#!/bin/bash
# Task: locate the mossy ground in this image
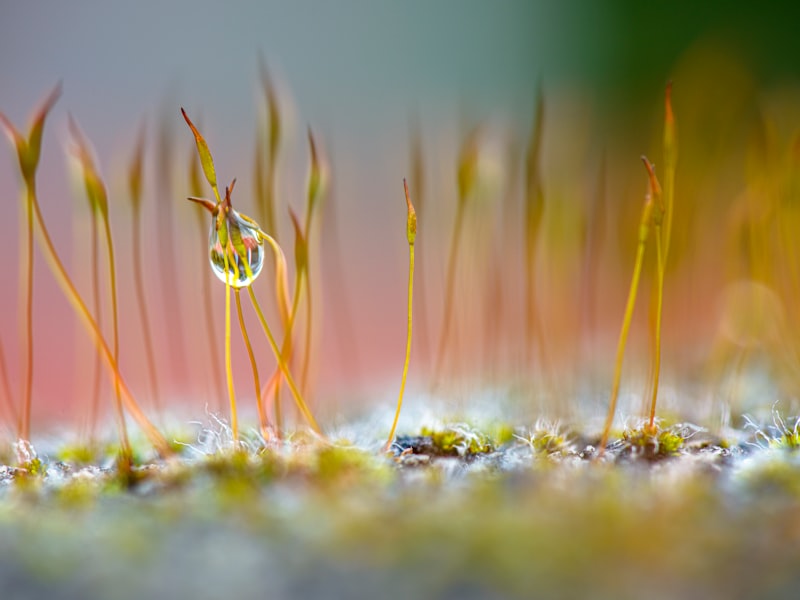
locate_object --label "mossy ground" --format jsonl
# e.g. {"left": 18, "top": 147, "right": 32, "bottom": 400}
{"left": 1, "top": 411, "right": 800, "bottom": 600}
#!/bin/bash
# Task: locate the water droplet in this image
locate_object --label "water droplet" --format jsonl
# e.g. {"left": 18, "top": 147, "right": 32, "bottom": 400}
{"left": 208, "top": 210, "right": 264, "bottom": 288}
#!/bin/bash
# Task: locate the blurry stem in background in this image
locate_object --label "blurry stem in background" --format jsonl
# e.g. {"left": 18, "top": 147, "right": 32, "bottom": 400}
{"left": 409, "top": 121, "right": 430, "bottom": 368}
{"left": 643, "top": 158, "right": 666, "bottom": 433}
{"left": 19, "top": 185, "right": 34, "bottom": 442}
{"left": 101, "top": 209, "right": 131, "bottom": 460}
{"left": 0, "top": 340, "right": 16, "bottom": 428}
{"left": 646, "top": 83, "right": 676, "bottom": 431}
{"left": 385, "top": 179, "right": 416, "bottom": 451}
{"left": 299, "top": 128, "right": 322, "bottom": 395}
{"left": 128, "top": 126, "right": 161, "bottom": 417}
{"left": 0, "top": 86, "right": 169, "bottom": 456}
{"left": 268, "top": 210, "right": 307, "bottom": 434}
{"left": 69, "top": 114, "right": 131, "bottom": 460}
{"left": 579, "top": 154, "right": 607, "bottom": 366}
{"left": 598, "top": 176, "right": 655, "bottom": 455}
{"left": 189, "top": 151, "right": 225, "bottom": 411}
{"left": 433, "top": 127, "right": 479, "bottom": 386}
{"left": 86, "top": 206, "right": 103, "bottom": 442}
{"left": 524, "top": 90, "right": 546, "bottom": 371}
{"left": 254, "top": 59, "right": 281, "bottom": 238}
{"left": 662, "top": 82, "right": 677, "bottom": 265}
{"left": 156, "top": 116, "right": 188, "bottom": 384}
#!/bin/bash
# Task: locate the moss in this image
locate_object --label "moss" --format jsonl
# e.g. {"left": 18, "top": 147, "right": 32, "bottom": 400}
{"left": 419, "top": 425, "right": 494, "bottom": 457}
{"left": 620, "top": 425, "right": 684, "bottom": 459}
{"left": 314, "top": 445, "right": 389, "bottom": 487}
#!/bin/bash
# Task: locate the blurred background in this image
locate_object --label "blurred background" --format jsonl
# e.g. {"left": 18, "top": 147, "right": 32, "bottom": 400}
{"left": 2, "top": 1, "right": 800, "bottom": 436}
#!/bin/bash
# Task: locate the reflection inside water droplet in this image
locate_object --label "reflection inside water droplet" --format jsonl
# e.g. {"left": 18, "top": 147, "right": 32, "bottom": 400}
{"left": 208, "top": 212, "right": 264, "bottom": 288}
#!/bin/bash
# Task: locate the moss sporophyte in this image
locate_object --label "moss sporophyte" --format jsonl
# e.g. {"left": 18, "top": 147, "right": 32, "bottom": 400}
{"left": 182, "top": 108, "right": 321, "bottom": 443}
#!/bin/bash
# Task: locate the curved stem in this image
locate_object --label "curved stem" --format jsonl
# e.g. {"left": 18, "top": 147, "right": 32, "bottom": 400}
{"left": 272, "top": 268, "right": 304, "bottom": 434}
{"left": 30, "top": 190, "right": 169, "bottom": 455}
{"left": 598, "top": 206, "right": 652, "bottom": 455}
{"left": 247, "top": 285, "right": 321, "bottom": 435}
{"left": 235, "top": 288, "right": 267, "bottom": 437}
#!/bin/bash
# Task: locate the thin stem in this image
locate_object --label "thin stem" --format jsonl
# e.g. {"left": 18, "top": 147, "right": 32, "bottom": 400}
{"left": 30, "top": 188, "right": 169, "bottom": 455}
{"left": 433, "top": 201, "right": 466, "bottom": 385}
{"left": 386, "top": 238, "right": 414, "bottom": 449}
{"left": 222, "top": 248, "right": 238, "bottom": 443}
{"left": 132, "top": 206, "right": 161, "bottom": 414}
{"left": 247, "top": 285, "right": 321, "bottom": 434}
{"left": 648, "top": 226, "right": 665, "bottom": 431}
{"left": 598, "top": 202, "right": 653, "bottom": 455}
{"left": 87, "top": 211, "right": 103, "bottom": 442}
{"left": 19, "top": 184, "right": 35, "bottom": 442}
{"left": 235, "top": 288, "right": 267, "bottom": 436}
{"left": 0, "top": 340, "right": 16, "bottom": 428}
{"left": 300, "top": 273, "right": 313, "bottom": 392}
{"left": 271, "top": 268, "right": 304, "bottom": 433}
{"left": 101, "top": 215, "right": 131, "bottom": 457}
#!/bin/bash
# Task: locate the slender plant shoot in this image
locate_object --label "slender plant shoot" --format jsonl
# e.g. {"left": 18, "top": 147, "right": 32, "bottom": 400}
{"left": 69, "top": 115, "right": 132, "bottom": 462}
{"left": 385, "top": 179, "right": 417, "bottom": 450}
{"left": 0, "top": 86, "right": 169, "bottom": 456}
{"left": 598, "top": 168, "right": 656, "bottom": 455}
{"left": 182, "top": 109, "right": 320, "bottom": 438}
{"left": 128, "top": 124, "right": 162, "bottom": 415}
{"left": 188, "top": 149, "right": 225, "bottom": 410}
{"left": 433, "top": 127, "right": 479, "bottom": 385}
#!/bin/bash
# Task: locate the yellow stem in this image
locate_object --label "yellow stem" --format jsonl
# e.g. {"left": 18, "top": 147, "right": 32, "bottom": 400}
{"left": 300, "top": 271, "right": 313, "bottom": 393}
{"left": 87, "top": 211, "right": 103, "bottom": 442}
{"left": 272, "top": 268, "right": 305, "bottom": 433}
{"left": 235, "top": 288, "right": 267, "bottom": 435}
{"left": 102, "top": 215, "right": 131, "bottom": 457}
{"left": 648, "top": 225, "right": 665, "bottom": 431}
{"left": 386, "top": 241, "right": 414, "bottom": 449}
{"left": 221, "top": 246, "right": 238, "bottom": 443}
{"left": 30, "top": 185, "right": 169, "bottom": 455}
{"left": 598, "top": 203, "right": 652, "bottom": 454}
{"left": 19, "top": 183, "right": 35, "bottom": 442}
{"left": 247, "top": 285, "right": 321, "bottom": 434}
